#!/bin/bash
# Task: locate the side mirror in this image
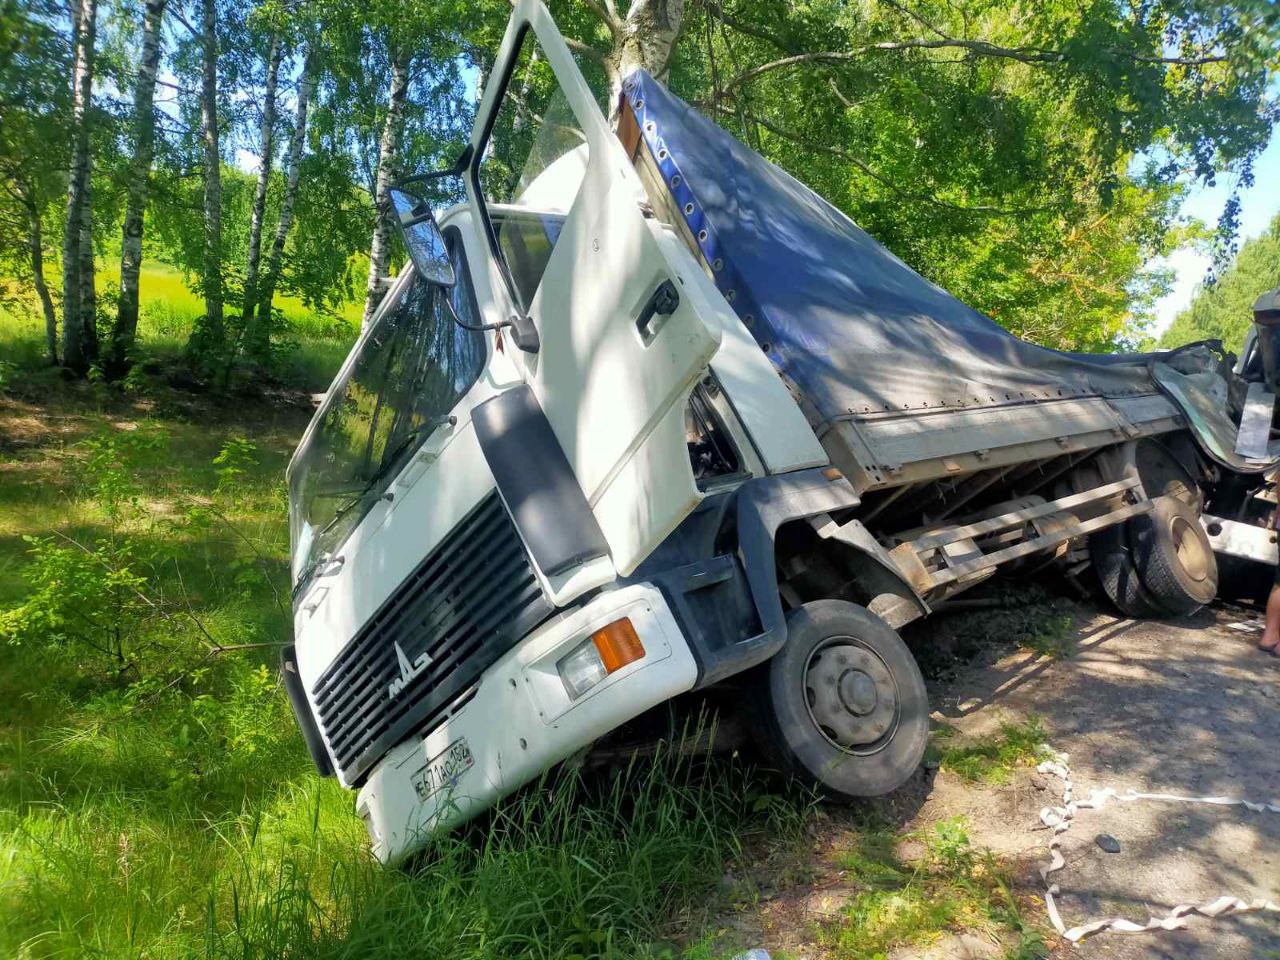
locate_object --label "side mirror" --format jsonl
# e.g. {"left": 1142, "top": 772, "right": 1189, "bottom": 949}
{"left": 388, "top": 189, "right": 455, "bottom": 288}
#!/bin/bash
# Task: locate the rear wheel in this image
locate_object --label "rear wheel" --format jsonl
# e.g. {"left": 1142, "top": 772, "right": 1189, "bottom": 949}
{"left": 1089, "top": 520, "right": 1165, "bottom": 617}
{"left": 754, "top": 600, "right": 928, "bottom": 798}
{"left": 1130, "top": 494, "right": 1217, "bottom": 615}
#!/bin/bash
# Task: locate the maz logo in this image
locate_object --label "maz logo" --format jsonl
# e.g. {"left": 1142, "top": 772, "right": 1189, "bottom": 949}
{"left": 388, "top": 642, "right": 433, "bottom": 700}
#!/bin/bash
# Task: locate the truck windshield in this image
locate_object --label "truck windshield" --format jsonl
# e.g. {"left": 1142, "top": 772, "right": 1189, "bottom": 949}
{"left": 288, "top": 229, "right": 485, "bottom": 593}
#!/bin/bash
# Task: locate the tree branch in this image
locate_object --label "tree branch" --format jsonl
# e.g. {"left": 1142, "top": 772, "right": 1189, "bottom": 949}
{"left": 878, "top": 0, "right": 952, "bottom": 41}
{"left": 563, "top": 34, "right": 606, "bottom": 65}
{"left": 167, "top": 3, "right": 199, "bottom": 38}
{"left": 580, "top": 0, "right": 621, "bottom": 35}
{"left": 722, "top": 40, "right": 1226, "bottom": 94}
{"left": 700, "top": 0, "right": 796, "bottom": 53}
{"left": 707, "top": 103, "right": 1053, "bottom": 216}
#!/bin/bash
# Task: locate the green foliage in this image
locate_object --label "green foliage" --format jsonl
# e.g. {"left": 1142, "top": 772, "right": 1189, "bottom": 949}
{"left": 1160, "top": 213, "right": 1280, "bottom": 350}
{"left": 213, "top": 436, "right": 259, "bottom": 494}
{"left": 823, "top": 817, "right": 1043, "bottom": 959}
{"left": 0, "top": 426, "right": 173, "bottom": 669}
{"left": 660, "top": 0, "right": 1279, "bottom": 350}
{"left": 933, "top": 716, "right": 1047, "bottom": 784}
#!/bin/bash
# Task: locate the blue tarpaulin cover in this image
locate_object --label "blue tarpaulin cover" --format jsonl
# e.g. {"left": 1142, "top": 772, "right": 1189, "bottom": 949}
{"left": 621, "top": 71, "right": 1213, "bottom": 435}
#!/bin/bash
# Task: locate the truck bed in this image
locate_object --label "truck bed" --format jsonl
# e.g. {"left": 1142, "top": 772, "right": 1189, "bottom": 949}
{"left": 618, "top": 71, "right": 1265, "bottom": 490}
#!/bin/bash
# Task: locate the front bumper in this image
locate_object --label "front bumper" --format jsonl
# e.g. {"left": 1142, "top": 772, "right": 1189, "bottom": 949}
{"left": 355, "top": 582, "right": 697, "bottom": 864}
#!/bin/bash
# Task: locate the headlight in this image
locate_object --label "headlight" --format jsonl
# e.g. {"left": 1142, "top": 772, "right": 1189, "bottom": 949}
{"left": 556, "top": 618, "right": 646, "bottom": 701}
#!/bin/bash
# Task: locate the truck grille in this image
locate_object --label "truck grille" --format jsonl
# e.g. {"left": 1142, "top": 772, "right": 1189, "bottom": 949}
{"left": 312, "top": 493, "right": 552, "bottom": 783}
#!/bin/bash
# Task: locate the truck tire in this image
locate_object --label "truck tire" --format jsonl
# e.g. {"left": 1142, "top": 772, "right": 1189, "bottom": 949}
{"left": 1129, "top": 494, "right": 1218, "bottom": 615}
{"left": 1089, "top": 521, "right": 1164, "bottom": 618}
{"left": 753, "top": 600, "right": 928, "bottom": 799}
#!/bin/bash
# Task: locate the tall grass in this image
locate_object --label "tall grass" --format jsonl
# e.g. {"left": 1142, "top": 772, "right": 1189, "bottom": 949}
{"left": 0, "top": 390, "right": 813, "bottom": 959}
{"left": 2, "top": 715, "right": 783, "bottom": 959}
{"left": 1, "top": 261, "right": 361, "bottom": 393}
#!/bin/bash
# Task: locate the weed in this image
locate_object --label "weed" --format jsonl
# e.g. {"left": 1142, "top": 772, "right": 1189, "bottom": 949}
{"left": 822, "top": 817, "right": 1044, "bottom": 959}
{"left": 934, "top": 716, "right": 1047, "bottom": 784}
{"left": 1022, "top": 613, "right": 1076, "bottom": 658}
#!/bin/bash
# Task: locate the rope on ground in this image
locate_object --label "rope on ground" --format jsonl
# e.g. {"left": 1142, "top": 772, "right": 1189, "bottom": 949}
{"left": 1034, "top": 747, "right": 1280, "bottom": 944}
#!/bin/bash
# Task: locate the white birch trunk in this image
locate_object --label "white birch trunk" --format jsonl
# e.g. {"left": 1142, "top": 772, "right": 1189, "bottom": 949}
{"left": 251, "top": 49, "right": 317, "bottom": 353}
{"left": 196, "top": 0, "right": 224, "bottom": 353}
{"left": 605, "top": 0, "right": 685, "bottom": 121}
{"left": 110, "top": 0, "right": 167, "bottom": 374}
{"left": 61, "top": 0, "right": 98, "bottom": 374}
{"left": 241, "top": 32, "right": 282, "bottom": 336}
{"left": 361, "top": 49, "right": 410, "bottom": 331}
{"left": 79, "top": 173, "right": 96, "bottom": 350}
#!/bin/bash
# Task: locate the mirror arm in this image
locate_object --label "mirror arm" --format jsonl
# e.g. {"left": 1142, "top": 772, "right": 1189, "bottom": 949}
{"left": 394, "top": 146, "right": 473, "bottom": 190}
{"left": 441, "top": 293, "right": 541, "bottom": 353}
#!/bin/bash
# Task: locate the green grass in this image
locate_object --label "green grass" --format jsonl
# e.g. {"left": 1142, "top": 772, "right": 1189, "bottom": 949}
{"left": 0, "top": 338, "right": 1046, "bottom": 958}
{"left": 930, "top": 716, "right": 1048, "bottom": 785}
{"left": 0, "top": 383, "right": 822, "bottom": 959}
{"left": 820, "top": 817, "right": 1044, "bottom": 960}
{"left": 1, "top": 260, "right": 361, "bottom": 393}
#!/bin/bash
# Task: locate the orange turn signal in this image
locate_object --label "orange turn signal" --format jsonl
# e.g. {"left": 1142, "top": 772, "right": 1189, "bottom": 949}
{"left": 590, "top": 618, "right": 645, "bottom": 673}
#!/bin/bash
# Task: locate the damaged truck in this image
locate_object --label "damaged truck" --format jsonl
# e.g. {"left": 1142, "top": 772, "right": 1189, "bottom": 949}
{"left": 282, "top": 0, "right": 1278, "bottom": 863}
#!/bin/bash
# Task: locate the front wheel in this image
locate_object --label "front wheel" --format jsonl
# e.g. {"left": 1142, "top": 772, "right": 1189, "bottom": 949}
{"left": 753, "top": 600, "right": 929, "bottom": 799}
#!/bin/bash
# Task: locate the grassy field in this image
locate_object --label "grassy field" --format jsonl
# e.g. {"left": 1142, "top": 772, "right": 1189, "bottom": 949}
{"left": 0, "top": 261, "right": 361, "bottom": 393}
{"left": 0, "top": 278, "right": 1047, "bottom": 958}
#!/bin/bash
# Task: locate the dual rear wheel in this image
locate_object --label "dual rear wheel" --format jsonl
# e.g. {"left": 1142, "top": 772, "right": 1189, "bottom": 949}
{"left": 1091, "top": 493, "right": 1217, "bottom": 617}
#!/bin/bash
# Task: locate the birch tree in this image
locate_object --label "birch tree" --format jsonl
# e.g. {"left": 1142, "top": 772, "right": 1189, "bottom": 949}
{"left": 192, "top": 0, "right": 226, "bottom": 363}
{"left": 240, "top": 31, "right": 283, "bottom": 340}
{"left": 109, "top": 0, "right": 169, "bottom": 376}
{"left": 61, "top": 0, "right": 99, "bottom": 375}
{"left": 249, "top": 48, "right": 317, "bottom": 357}
{"left": 360, "top": 46, "right": 409, "bottom": 330}
{"left": 0, "top": 0, "right": 67, "bottom": 365}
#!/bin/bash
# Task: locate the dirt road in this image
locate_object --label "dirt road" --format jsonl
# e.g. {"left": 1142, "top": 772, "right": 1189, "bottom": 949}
{"left": 721, "top": 600, "right": 1280, "bottom": 958}
{"left": 919, "top": 605, "right": 1280, "bottom": 958}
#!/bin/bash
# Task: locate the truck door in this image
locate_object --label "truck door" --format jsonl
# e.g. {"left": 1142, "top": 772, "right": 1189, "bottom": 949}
{"left": 466, "top": 0, "right": 721, "bottom": 576}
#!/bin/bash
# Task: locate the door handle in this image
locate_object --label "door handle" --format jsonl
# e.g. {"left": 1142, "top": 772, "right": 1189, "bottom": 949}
{"left": 636, "top": 279, "right": 680, "bottom": 340}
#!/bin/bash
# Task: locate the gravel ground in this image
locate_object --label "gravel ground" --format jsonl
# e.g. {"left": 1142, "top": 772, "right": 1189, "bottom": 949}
{"left": 719, "top": 599, "right": 1280, "bottom": 959}
{"left": 915, "top": 603, "right": 1280, "bottom": 958}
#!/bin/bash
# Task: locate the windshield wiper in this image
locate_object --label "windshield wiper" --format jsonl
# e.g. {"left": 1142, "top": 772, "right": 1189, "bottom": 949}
{"left": 363, "top": 414, "right": 456, "bottom": 494}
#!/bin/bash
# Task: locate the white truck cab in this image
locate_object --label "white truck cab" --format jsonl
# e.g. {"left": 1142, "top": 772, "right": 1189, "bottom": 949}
{"left": 284, "top": 0, "right": 1272, "bottom": 864}
{"left": 284, "top": 1, "right": 825, "bottom": 863}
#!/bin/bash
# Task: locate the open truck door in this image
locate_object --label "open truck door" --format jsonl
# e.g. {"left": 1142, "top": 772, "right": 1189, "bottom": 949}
{"left": 464, "top": 0, "right": 721, "bottom": 576}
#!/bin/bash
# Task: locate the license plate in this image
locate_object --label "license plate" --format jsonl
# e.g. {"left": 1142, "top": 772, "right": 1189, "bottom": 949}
{"left": 412, "top": 738, "right": 474, "bottom": 803}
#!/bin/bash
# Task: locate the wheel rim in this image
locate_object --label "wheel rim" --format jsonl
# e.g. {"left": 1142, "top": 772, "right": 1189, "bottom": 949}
{"left": 803, "top": 637, "right": 899, "bottom": 755}
{"left": 1169, "top": 514, "right": 1210, "bottom": 582}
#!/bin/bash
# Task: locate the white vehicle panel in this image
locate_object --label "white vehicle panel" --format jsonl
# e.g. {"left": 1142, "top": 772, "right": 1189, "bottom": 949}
{"left": 355, "top": 583, "right": 697, "bottom": 863}
{"left": 467, "top": 0, "right": 722, "bottom": 577}
{"left": 648, "top": 229, "right": 829, "bottom": 474}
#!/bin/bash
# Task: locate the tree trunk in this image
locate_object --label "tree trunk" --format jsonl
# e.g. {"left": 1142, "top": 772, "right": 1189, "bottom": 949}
{"left": 79, "top": 173, "right": 97, "bottom": 355}
{"left": 61, "top": 0, "right": 98, "bottom": 375}
{"left": 27, "top": 200, "right": 59, "bottom": 365}
{"left": 361, "top": 48, "right": 410, "bottom": 331}
{"left": 194, "top": 0, "right": 224, "bottom": 361}
{"left": 251, "top": 49, "right": 317, "bottom": 355}
{"left": 240, "top": 31, "right": 282, "bottom": 348}
{"left": 109, "top": 0, "right": 167, "bottom": 377}
{"left": 605, "top": 0, "right": 685, "bottom": 120}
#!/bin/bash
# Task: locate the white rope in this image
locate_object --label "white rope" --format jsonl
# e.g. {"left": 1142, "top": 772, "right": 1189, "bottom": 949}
{"left": 1034, "top": 747, "right": 1280, "bottom": 944}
